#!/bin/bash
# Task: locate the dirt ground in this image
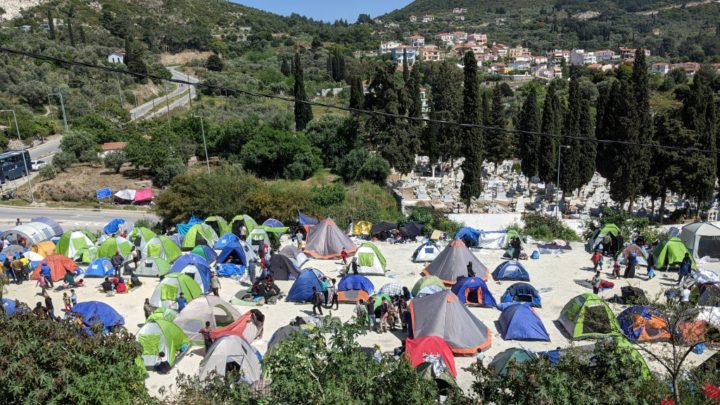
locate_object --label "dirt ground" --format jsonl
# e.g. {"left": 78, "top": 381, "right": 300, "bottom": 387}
{"left": 160, "top": 51, "right": 214, "bottom": 66}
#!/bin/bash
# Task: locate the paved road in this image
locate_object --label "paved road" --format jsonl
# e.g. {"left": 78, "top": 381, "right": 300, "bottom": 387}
{"left": 28, "top": 136, "right": 61, "bottom": 160}
{"left": 129, "top": 67, "right": 198, "bottom": 121}
{"left": 0, "top": 206, "right": 159, "bottom": 231}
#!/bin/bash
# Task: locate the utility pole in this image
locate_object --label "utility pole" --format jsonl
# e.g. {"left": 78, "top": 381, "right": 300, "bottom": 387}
{"left": 0, "top": 110, "right": 35, "bottom": 204}
{"left": 47, "top": 92, "right": 68, "bottom": 132}
{"left": 193, "top": 114, "right": 210, "bottom": 174}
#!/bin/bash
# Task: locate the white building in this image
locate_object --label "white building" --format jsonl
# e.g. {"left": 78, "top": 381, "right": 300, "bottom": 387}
{"left": 107, "top": 50, "right": 126, "bottom": 64}
{"left": 379, "top": 41, "right": 402, "bottom": 54}
{"left": 570, "top": 49, "right": 596, "bottom": 66}
{"left": 467, "top": 33, "right": 488, "bottom": 45}
{"left": 651, "top": 63, "right": 670, "bottom": 75}
{"left": 594, "top": 49, "right": 616, "bottom": 62}
{"left": 406, "top": 34, "right": 425, "bottom": 47}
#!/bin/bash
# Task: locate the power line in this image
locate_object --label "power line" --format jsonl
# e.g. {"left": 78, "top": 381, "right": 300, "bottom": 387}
{"left": 0, "top": 45, "right": 716, "bottom": 155}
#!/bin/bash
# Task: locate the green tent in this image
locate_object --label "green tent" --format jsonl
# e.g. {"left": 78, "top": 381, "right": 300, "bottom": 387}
{"left": 371, "top": 293, "right": 393, "bottom": 310}
{"left": 136, "top": 257, "right": 172, "bottom": 277}
{"left": 587, "top": 223, "right": 622, "bottom": 252}
{"left": 128, "top": 227, "right": 157, "bottom": 250}
{"left": 416, "top": 361, "right": 458, "bottom": 396}
{"left": 230, "top": 214, "right": 259, "bottom": 234}
{"left": 143, "top": 236, "right": 182, "bottom": 263}
{"left": 181, "top": 224, "right": 219, "bottom": 250}
{"left": 614, "top": 336, "right": 651, "bottom": 379}
{"left": 411, "top": 276, "right": 446, "bottom": 297}
{"left": 149, "top": 273, "right": 203, "bottom": 308}
{"left": 205, "top": 216, "right": 231, "bottom": 237}
{"left": 504, "top": 229, "right": 521, "bottom": 248}
{"left": 137, "top": 319, "right": 189, "bottom": 367}
{"left": 558, "top": 293, "right": 621, "bottom": 339}
{"left": 361, "top": 242, "right": 387, "bottom": 268}
{"left": 97, "top": 236, "right": 133, "bottom": 259}
{"left": 55, "top": 231, "right": 97, "bottom": 263}
{"left": 146, "top": 307, "right": 178, "bottom": 323}
{"left": 599, "top": 223, "right": 620, "bottom": 237}
{"left": 655, "top": 237, "right": 697, "bottom": 269}
{"left": 488, "top": 348, "right": 537, "bottom": 376}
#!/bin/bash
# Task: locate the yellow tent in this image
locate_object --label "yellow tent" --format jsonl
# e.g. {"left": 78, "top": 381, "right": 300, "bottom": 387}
{"left": 430, "top": 230, "right": 444, "bottom": 241}
{"left": 32, "top": 240, "right": 57, "bottom": 258}
{"left": 352, "top": 221, "right": 372, "bottom": 236}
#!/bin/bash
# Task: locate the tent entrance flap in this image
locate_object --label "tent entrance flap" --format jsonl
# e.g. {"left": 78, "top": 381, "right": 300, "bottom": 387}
{"left": 698, "top": 236, "right": 720, "bottom": 258}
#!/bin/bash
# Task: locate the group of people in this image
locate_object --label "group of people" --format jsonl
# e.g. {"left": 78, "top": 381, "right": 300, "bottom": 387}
{"left": 354, "top": 293, "right": 411, "bottom": 334}
{"left": 311, "top": 276, "right": 339, "bottom": 315}
{"left": 2, "top": 253, "right": 31, "bottom": 285}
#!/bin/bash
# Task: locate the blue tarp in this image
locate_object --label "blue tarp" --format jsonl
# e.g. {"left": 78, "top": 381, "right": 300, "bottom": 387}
{"left": 298, "top": 210, "right": 319, "bottom": 226}
{"left": 71, "top": 301, "right": 125, "bottom": 328}
{"left": 338, "top": 274, "right": 374, "bottom": 294}
{"left": 492, "top": 260, "right": 530, "bottom": 281}
{"left": 96, "top": 187, "right": 112, "bottom": 200}
{"left": 170, "top": 253, "right": 211, "bottom": 293}
{"left": 287, "top": 268, "right": 324, "bottom": 302}
{"left": 451, "top": 276, "right": 497, "bottom": 307}
{"left": 501, "top": 282, "right": 541, "bottom": 308}
{"left": 217, "top": 242, "right": 247, "bottom": 266}
{"left": 85, "top": 258, "right": 114, "bottom": 278}
{"left": 2, "top": 298, "right": 17, "bottom": 315}
{"left": 177, "top": 215, "right": 204, "bottom": 236}
{"left": 215, "top": 263, "right": 245, "bottom": 277}
{"left": 103, "top": 218, "right": 125, "bottom": 235}
{"left": 497, "top": 304, "right": 550, "bottom": 341}
{"left": 455, "top": 227, "right": 481, "bottom": 246}
{"left": 214, "top": 233, "right": 239, "bottom": 250}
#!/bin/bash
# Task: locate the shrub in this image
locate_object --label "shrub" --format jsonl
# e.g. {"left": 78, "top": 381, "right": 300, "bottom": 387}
{"left": 103, "top": 151, "right": 127, "bottom": 173}
{"left": 522, "top": 212, "right": 580, "bottom": 241}
{"left": 38, "top": 164, "right": 56, "bottom": 180}
{"left": 52, "top": 152, "right": 76, "bottom": 172}
{"left": 59, "top": 130, "right": 98, "bottom": 161}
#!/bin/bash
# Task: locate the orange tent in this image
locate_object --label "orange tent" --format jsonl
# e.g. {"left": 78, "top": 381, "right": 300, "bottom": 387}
{"left": 32, "top": 254, "right": 78, "bottom": 282}
{"left": 31, "top": 241, "right": 56, "bottom": 258}
{"left": 210, "top": 310, "right": 264, "bottom": 342}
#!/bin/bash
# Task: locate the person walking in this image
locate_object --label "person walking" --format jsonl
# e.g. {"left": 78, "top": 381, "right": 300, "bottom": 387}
{"left": 379, "top": 297, "right": 390, "bottom": 333}
{"left": 340, "top": 248, "right": 348, "bottom": 265}
{"left": 199, "top": 321, "right": 214, "bottom": 352}
{"left": 647, "top": 251, "right": 656, "bottom": 280}
{"left": 591, "top": 250, "right": 603, "bottom": 272}
{"left": 678, "top": 253, "right": 692, "bottom": 285}
{"left": 210, "top": 271, "right": 221, "bottom": 296}
{"left": 327, "top": 278, "right": 339, "bottom": 310}
{"left": 311, "top": 287, "right": 324, "bottom": 316}
{"left": 41, "top": 261, "right": 53, "bottom": 288}
{"left": 176, "top": 292, "right": 187, "bottom": 312}
{"left": 111, "top": 250, "right": 124, "bottom": 277}
{"left": 612, "top": 260, "right": 620, "bottom": 279}
{"left": 320, "top": 277, "right": 330, "bottom": 306}
{"left": 43, "top": 291, "right": 55, "bottom": 320}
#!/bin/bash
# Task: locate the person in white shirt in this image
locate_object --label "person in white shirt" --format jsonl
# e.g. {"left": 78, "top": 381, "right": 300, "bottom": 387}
{"left": 681, "top": 287, "right": 691, "bottom": 304}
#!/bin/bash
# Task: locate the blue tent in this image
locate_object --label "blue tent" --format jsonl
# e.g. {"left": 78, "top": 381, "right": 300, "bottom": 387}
{"left": 263, "top": 218, "right": 284, "bottom": 228}
{"left": 177, "top": 215, "right": 203, "bottom": 236}
{"left": 214, "top": 233, "right": 239, "bottom": 250}
{"left": 103, "top": 218, "right": 125, "bottom": 235}
{"left": 298, "top": 210, "right": 319, "bottom": 226}
{"left": 215, "top": 263, "right": 245, "bottom": 277}
{"left": 217, "top": 242, "right": 247, "bottom": 266}
{"left": 451, "top": 276, "right": 497, "bottom": 307}
{"left": 338, "top": 274, "right": 374, "bottom": 294}
{"left": 497, "top": 304, "right": 550, "bottom": 341}
{"left": 287, "top": 268, "right": 324, "bottom": 302}
{"left": 501, "top": 282, "right": 541, "bottom": 308}
{"left": 492, "top": 260, "right": 530, "bottom": 281}
{"left": 191, "top": 245, "right": 218, "bottom": 263}
{"left": 170, "top": 253, "right": 211, "bottom": 293}
{"left": 2, "top": 298, "right": 17, "bottom": 315}
{"left": 71, "top": 301, "right": 125, "bottom": 329}
{"left": 85, "top": 258, "right": 114, "bottom": 278}
{"left": 455, "top": 227, "right": 481, "bottom": 247}
{"left": 169, "top": 233, "right": 184, "bottom": 247}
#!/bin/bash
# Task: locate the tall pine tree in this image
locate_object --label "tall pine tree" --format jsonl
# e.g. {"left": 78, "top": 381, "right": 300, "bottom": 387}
{"left": 460, "top": 51, "right": 484, "bottom": 209}
{"left": 402, "top": 49, "right": 410, "bottom": 83}
{"left": 65, "top": 6, "right": 75, "bottom": 46}
{"left": 293, "top": 52, "right": 313, "bottom": 131}
{"left": 538, "top": 80, "right": 564, "bottom": 184}
{"left": 406, "top": 63, "right": 423, "bottom": 120}
{"left": 517, "top": 86, "right": 541, "bottom": 180}
{"left": 424, "top": 61, "right": 462, "bottom": 172}
{"left": 47, "top": 8, "right": 55, "bottom": 40}
{"left": 560, "top": 75, "right": 596, "bottom": 194}
{"left": 485, "top": 85, "right": 512, "bottom": 170}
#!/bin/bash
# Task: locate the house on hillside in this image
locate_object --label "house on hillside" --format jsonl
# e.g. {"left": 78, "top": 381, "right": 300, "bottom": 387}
{"left": 422, "top": 15, "right": 434, "bottom": 23}
{"left": 619, "top": 47, "right": 651, "bottom": 60}
{"left": 391, "top": 46, "right": 417, "bottom": 63}
{"left": 419, "top": 45, "right": 443, "bottom": 62}
{"left": 467, "top": 33, "right": 488, "bottom": 45}
{"left": 379, "top": 41, "right": 402, "bottom": 54}
{"left": 100, "top": 142, "right": 127, "bottom": 158}
{"left": 508, "top": 46, "right": 531, "bottom": 58}
{"left": 406, "top": 34, "right": 425, "bottom": 47}
{"left": 453, "top": 8, "right": 467, "bottom": 14}
{"left": 108, "top": 50, "right": 126, "bottom": 64}
{"left": 670, "top": 62, "right": 701, "bottom": 76}
{"left": 570, "top": 49, "right": 596, "bottom": 66}
{"left": 435, "top": 33, "right": 454, "bottom": 46}
{"left": 651, "top": 62, "right": 670, "bottom": 75}
{"left": 595, "top": 49, "right": 616, "bottom": 62}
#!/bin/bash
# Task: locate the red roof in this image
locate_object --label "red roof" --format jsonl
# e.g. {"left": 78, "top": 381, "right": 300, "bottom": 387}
{"left": 101, "top": 142, "right": 127, "bottom": 151}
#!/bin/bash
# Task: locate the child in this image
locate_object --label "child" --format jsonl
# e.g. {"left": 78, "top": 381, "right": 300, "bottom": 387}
{"left": 70, "top": 289, "right": 77, "bottom": 306}
{"left": 62, "top": 292, "right": 71, "bottom": 311}
{"left": 597, "top": 255, "right": 604, "bottom": 271}
{"left": 612, "top": 260, "right": 620, "bottom": 279}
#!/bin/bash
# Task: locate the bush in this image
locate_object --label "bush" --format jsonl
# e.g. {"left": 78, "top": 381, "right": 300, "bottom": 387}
{"left": 153, "top": 160, "right": 187, "bottom": 187}
{"left": 52, "top": 152, "right": 76, "bottom": 172}
{"left": 103, "top": 151, "right": 127, "bottom": 173}
{"left": 240, "top": 126, "right": 321, "bottom": 180}
{"left": 336, "top": 148, "right": 390, "bottom": 185}
{"left": 38, "top": 164, "right": 56, "bottom": 180}
{"left": 59, "top": 130, "right": 98, "bottom": 161}
{"left": 522, "top": 212, "right": 580, "bottom": 241}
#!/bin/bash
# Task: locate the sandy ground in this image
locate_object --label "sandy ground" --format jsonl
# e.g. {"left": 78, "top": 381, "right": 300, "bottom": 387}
{"left": 5, "top": 239, "right": 718, "bottom": 397}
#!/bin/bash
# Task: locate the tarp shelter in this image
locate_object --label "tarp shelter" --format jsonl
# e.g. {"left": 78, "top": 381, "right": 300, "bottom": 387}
{"left": 135, "top": 257, "right": 172, "bottom": 277}
{"left": 133, "top": 188, "right": 153, "bottom": 204}
{"left": 173, "top": 295, "right": 241, "bottom": 344}
{"left": 698, "top": 284, "right": 720, "bottom": 307}
{"left": 586, "top": 223, "right": 621, "bottom": 252}
{"left": 621, "top": 244, "right": 648, "bottom": 267}
{"left": 354, "top": 242, "right": 387, "bottom": 275}
{"left": 399, "top": 222, "right": 424, "bottom": 239}
{"left": 655, "top": 237, "right": 697, "bottom": 269}
{"left": 451, "top": 276, "right": 496, "bottom": 307}
{"left": 351, "top": 221, "right": 372, "bottom": 236}
{"left": 2, "top": 298, "right": 17, "bottom": 315}
{"left": 492, "top": 260, "right": 530, "bottom": 281}
{"left": 214, "top": 233, "right": 239, "bottom": 250}
{"left": 32, "top": 254, "right": 78, "bottom": 282}
{"left": 31, "top": 217, "right": 63, "bottom": 237}
{"left": 205, "top": 216, "right": 231, "bottom": 238}
{"left": 97, "top": 237, "right": 132, "bottom": 259}
{"left": 412, "top": 276, "right": 446, "bottom": 297}
{"left": 199, "top": 335, "right": 262, "bottom": 382}
{"left": 412, "top": 241, "right": 441, "bottom": 262}
{"left": 488, "top": 348, "right": 537, "bottom": 376}
{"left": 128, "top": 227, "right": 157, "bottom": 251}
{"left": 149, "top": 273, "right": 203, "bottom": 309}
{"left": 559, "top": 293, "right": 621, "bottom": 339}
{"left": 268, "top": 254, "right": 300, "bottom": 280}
{"left": 537, "top": 240, "right": 572, "bottom": 255}
{"left": 617, "top": 306, "right": 671, "bottom": 343}
{"left": 1, "top": 222, "right": 55, "bottom": 245}
{"left": 501, "top": 282, "right": 541, "bottom": 307}
{"left": 84, "top": 258, "right": 114, "bottom": 278}
{"left": 423, "top": 239, "right": 489, "bottom": 284}
{"left": 191, "top": 245, "right": 218, "bottom": 263}
{"left": 71, "top": 301, "right": 124, "bottom": 329}
{"left": 304, "top": 219, "right": 357, "bottom": 260}
{"left": 217, "top": 243, "right": 248, "bottom": 266}
{"left": 454, "top": 227, "right": 481, "bottom": 247}
{"left": 497, "top": 304, "right": 550, "bottom": 341}
{"left": 409, "top": 290, "right": 492, "bottom": 354}
{"left": 405, "top": 336, "right": 457, "bottom": 377}
{"left": 114, "top": 189, "right": 136, "bottom": 202}
{"left": 338, "top": 274, "right": 374, "bottom": 295}
{"left": 680, "top": 222, "right": 720, "bottom": 260}
{"left": 31, "top": 240, "right": 56, "bottom": 257}
{"left": 55, "top": 231, "right": 96, "bottom": 263}
{"left": 210, "top": 310, "right": 264, "bottom": 343}
{"left": 182, "top": 223, "right": 219, "bottom": 250}
{"left": 170, "top": 253, "right": 211, "bottom": 293}
{"left": 143, "top": 236, "right": 182, "bottom": 263}
{"left": 137, "top": 319, "right": 189, "bottom": 368}
{"left": 287, "top": 268, "right": 324, "bottom": 302}
{"left": 103, "top": 218, "right": 126, "bottom": 235}
{"left": 216, "top": 263, "right": 245, "bottom": 277}
{"left": 371, "top": 222, "right": 398, "bottom": 238}
{"left": 279, "top": 245, "right": 308, "bottom": 268}
{"left": 230, "top": 214, "right": 259, "bottom": 236}
{"left": 694, "top": 269, "right": 720, "bottom": 285}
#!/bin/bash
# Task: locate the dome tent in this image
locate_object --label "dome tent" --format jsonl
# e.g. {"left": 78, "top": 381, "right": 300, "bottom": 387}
{"left": 135, "top": 257, "right": 172, "bottom": 277}
{"left": 149, "top": 273, "right": 203, "bottom": 309}
{"left": 214, "top": 233, "right": 239, "bottom": 250}
{"left": 279, "top": 245, "right": 308, "bottom": 268}
{"left": 655, "top": 237, "right": 696, "bottom": 269}
{"left": 287, "top": 268, "right": 324, "bottom": 302}
{"left": 679, "top": 222, "right": 720, "bottom": 260}
{"left": 617, "top": 306, "right": 671, "bottom": 343}
{"left": 353, "top": 242, "right": 387, "bottom": 275}
{"left": 128, "top": 227, "right": 157, "bottom": 251}
{"left": 70, "top": 301, "right": 124, "bottom": 330}
{"left": 492, "top": 260, "right": 530, "bottom": 281}
{"left": 170, "top": 253, "right": 211, "bottom": 293}
{"left": 137, "top": 319, "right": 189, "bottom": 369}
{"left": 55, "top": 231, "right": 97, "bottom": 263}
{"left": 586, "top": 223, "right": 621, "bottom": 252}
{"left": 497, "top": 304, "right": 550, "bottom": 341}
{"left": 143, "top": 236, "right": 182, "bottom": 263}
{"left": 173, "top": 295, "right": 241, "bottom": 344}
{"left": 97, "top": 237, "right": 133, "bottom": 259}
{"left": 488, "top": 348, "right": 537, "bottom": 376}
{"left": 451, "top": 276, "right": 497, "bottom": 307}
{"left": 230, "top": 214, "right": 259, "bottom": 236}
{"left": 378, "top": 282, "right": 405, "bottom": 297}
{"left": 84, "top": 258, "right": 114, "bottom": 278}
{"left": 32, "top": 254, "right": 78, "bottom": 282}
{"left": 620, "top": 244, "right": 648, "bottom": 267}
{"left": 304, "top": 219, "right": 357, "bottom": 260}
{"left": 210, "top": 310, "right": 265, "bottom": 343}
{"left": 182, "top": 223, "right": 219, "bottom": 250}
{"left": 501, "top": 282, "right": 541, "bottom": 308}
{"left": 191, "top": 245, "right": 218, "bottom": 263}
{"left": 412, "top": 241, "right": 441, "bottom": 262}
{"left": 559, "top": 293, "right": 621, "bottom": 339}
{"left": 204, "top": 216, "right": 231, "bottom": 238}
{"left": 411, "top": 276, "right": 446, "bottom": 297}
{"left": 199, "top": 335, "right": 262, "bottom": 382}
{"left": 268, "top": 254, "right": 300, "bottom": 281}
{"left": 337, "top": 274, "right": 374, "bottom": 303}
{"left": 405, "top": 336, "right": 457, "bottom": 377}
{"left": 422, "top": 239, "right": 489, "bottom": 284}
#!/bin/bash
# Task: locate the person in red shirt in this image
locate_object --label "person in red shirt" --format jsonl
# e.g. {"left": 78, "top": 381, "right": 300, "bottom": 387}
{"left": 340, "top": 248, "right": 348, "bottom": 265}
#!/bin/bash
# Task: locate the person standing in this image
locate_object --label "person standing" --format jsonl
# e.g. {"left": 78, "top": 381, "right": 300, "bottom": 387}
{"left": 612, "top": 260, "right": 620, "bottom": 279}
{"left": 511, "top": 237, "right": 522, "bottom": 260}
{"left": 647, "top": 251, "right": 656, "bottom": 280}
{"left": 327, "top": 278, "right": 339, "bottom": 310}
{"left": 62, "top": 292, "right": 72, "bottom": 311}
{"left": 43, "top": 291, "right": 55, "bottom": 320}
{"left": 176, "top": 292, "right": 187, "bottom": 312}
{"left": 311, "top": 287, "right": 324, "bottom": 316}
{"left": 591, "top": 250, "right": 603, "bottom": 272}
{"left": 379, "top": 297, "right": 390, "bottom": 333}
{"left": 678, "top": 253, "right": 692, "bottom": 285}
{"left": 320, "top": 277, "right": 329, "bottom": 305}
{"left": 340, "top": 248, "right": 348, "bottom": 265}
{"left": 131, "top": 247, "right": 141, "bottom": 272}
{"left": 591, "top": 271, "right": 602, "bottom": 295}
{"left": 366, "top": 297, "right": 376, "bottom": 332}
{"left": 4, "top": 257, "right": 16, "bottom": 284}
{"left": 355, "top": 299, "right": 368, "bottom": 327}
{"left": 210, "top": 271, "right": 221, "bottom": 296}
{"left": 199, "top": 321, "right": 214, "bottom": 352}
{"left": 41, "top": 261, "right": 53, "bottom": 288}
{"left": 111, "top": 250, "right": 124, "bottom": 278}
{"left": 247, "top": 258, "right": 257, "bottom": 284}
{"left": 70, "top": 289, "right": 78, "bottom": 307}
{"left": 351, "top": 257, "right": 358, "bottom": 275}
{"left": 15, "top": 218, "right": 21, "bottom": 226}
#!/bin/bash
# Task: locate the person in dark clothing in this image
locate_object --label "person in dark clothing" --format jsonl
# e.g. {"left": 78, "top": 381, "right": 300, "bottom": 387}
{"left": 101, "top": 277, "right": 114, "bottom": 292}
{"left": 199, "top": 321, "right": 213, "bottom": 352}
{"left": 327, "top": 279, "right": 339, "bottom": 310}
{"left": 33, "top": 302, "right": 47, "bottom": 319}
{"left": 4, "top": 257, "right": 16, "bottom": 284}
{"left": 156, "top": 352, "right": 171, "bottom": 374}
{"left": 111, "top": 251, "right": 124, "bottom": 278}
{"left": 466, "top": 262, "right": 475, "bottom": 278}
{"left": 511, "top": 237, "right": 522, "bottom": 260}
{"left": 402, "top": 286, "right": 412, "bottom": 301}
{"left": 43, "top": 291, "right": 55, "bottom": 320}
{"left": 678, "top": 253, "right": 692, "bottom": 285}
{"left": 351, "top": 257, "right": 358, "bottom": 275}
{"left": 311, "top": 287, "right": 324, "bottom": 316}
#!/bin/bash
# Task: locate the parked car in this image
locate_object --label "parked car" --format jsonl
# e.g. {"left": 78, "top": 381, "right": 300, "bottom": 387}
{"left": 31, "top": 160, "right": 47, "bottom": 171}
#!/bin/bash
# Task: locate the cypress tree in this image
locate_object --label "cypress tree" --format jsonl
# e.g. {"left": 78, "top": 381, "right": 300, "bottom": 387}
{"left": 66, "top": 6, "right": 75, "bottom": 47}
{"left": 402, "top": 49, "right": 410, "bottom": 83}
{"left": 293, "top": 52, "right": 313, "bottom": 131}
{"left": 538, "top": 80, "right": 563, "bottom": 184}
{"left": 560, "top": 75, "right": 596, "bottom": 194}
{"left": 349, "top": 76, "right": 364, "bottom": 110}
{"left": 406, "top": 62, "right": 423, "bottom": 119}
{"left": 460, "top": 51, "right": 484, "bottom": 209}
{"left": 78, "top": 25, "right": 86, "bottom": 45}
{"left": 481, "top": 90, "right": 491, "bottom": 126}
{"left": 632, "top": 48, "right": 652, "bottom": 210}
{"left": 517, "top": 86, "right": 542, "bottom": 180}
{"left": 424, "top": 61, "right": 462, "bottom": 170}
{"left": 47, "top": 8, "right": 56, "bottom": 40}
{"left": 485, "top": 85, "right": 512, "bottom": 170}
{"left": 280, "top": 57, "right": 291, "bottom": 77}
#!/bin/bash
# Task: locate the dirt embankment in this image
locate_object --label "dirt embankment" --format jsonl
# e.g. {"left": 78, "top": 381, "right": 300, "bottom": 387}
{"left": 35, "top": 163, "right": 157, "bottom": 202}
{"left": 160, "top": 50, "right": 213, "bottom": 66}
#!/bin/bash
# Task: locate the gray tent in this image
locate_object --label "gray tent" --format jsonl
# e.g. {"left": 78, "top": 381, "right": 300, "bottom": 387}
{"left": 134, "top": 257, "right": 171, "bottom": 277}
{"left": 408, "top": 290, "right": 492, "bottom": 354}
{"left": 269, "top": 254, "right": 301, "bottom": 280}
{"left": 279, "top": 245, "right": 308, "bottom": 268}
{"left": 679, "top": 222, "right": 720, "bottom": 259}
{"left": 173, "top": 295, "right": 241, "bottom": 344}
{"left": 267, "top": 324, "right": 302, "bottom": 356}
{"left": 304, "top": 219, "right": 357, "bottom": 260}
{"left": 199, "top": 335, "right": 262, "bottom": 382}
{"left": 422, "top": 239, "right": 489, "bottom": 284}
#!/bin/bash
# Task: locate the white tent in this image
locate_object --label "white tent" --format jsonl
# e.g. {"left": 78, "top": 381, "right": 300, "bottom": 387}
{"left": 173, "top": 296, "right": 241, "bottom": 344}
{"left": 353, "top": 242, "right": 386, "bottom": 276}
{"left": 1, "top": 222, "right": 55, "bottom": 245}
{"left": 412, "top": 241, "right": 441, "bottom": 262}
{"left": 115, "top": 189, "right": 136, "bottom": 201}
{"left": 199, "top": 335, "right": 262, "bottom": 382}
{"left": 680, "top": 222, "right": 720, "bottom": 259}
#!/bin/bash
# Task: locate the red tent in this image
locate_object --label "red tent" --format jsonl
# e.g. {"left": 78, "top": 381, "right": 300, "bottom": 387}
{"left": 210, "top": 310, "right": 264, "bottom": 342}
{"left": 133, "top": 188, "right": 154, "bottom": 204}
{"left": 405, "top": 336, "right": 457, "bottom": 377}
{"left": 32, "top": 254, "right": 78, "bottom": 282}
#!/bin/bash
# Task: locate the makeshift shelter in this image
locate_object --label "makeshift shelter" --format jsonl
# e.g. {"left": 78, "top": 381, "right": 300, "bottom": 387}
{"left": 205, "top": 216, "right": 231, "bottom": 238}
{"left": 217, "top": 242, "right": 248, "bottom": 266}
{"left": 182, "top": 224, "right": 219, "bottom": 250}
{"left": 338, "top": 274, "right": 374, "bottom": 295}
{"left": 620, "top": 244, "right": 649, "bottom": 267}
{"left": 617, "top": 306, "right": 671, "bottom": 343}
{"left": 488, "top": 348, "right": 537, "bottom": 376}
{"left": 586, "top": 223, "right": 621, "bottom": 252}
{"left": 210, "top": 310, "right": 264, "bottom": 343}
{"left": 353, "top": 242, "right": 387, "bottom": 275}
{"left": 498, "top": 304, "right": 550, "bottom": 341}
{"left": 103, "top": 218, "right": 126, "bottom": 235}
{"left": 84, "top": 258, "right": 114, "bottom": 278}
{"left": 1, "top": 222, "right": 56, "bottom": 246}
{"left": 230, "top": 214, "right": 259, "bottom": 236}
{"left": 214, "top": 233, "right": 239, "bottom": 250}
{"left": 173, "top": 295, "right": 241, "bottom": 344}
{"left": 71, "top": 301, "right": 124, "bottom": 329}
{"left": 378, "top": 282, "right": 405, "bottom": 297}
{"left": 128, "top": 227, "right": 157, "bottom": 251}
{"left": 537, "top": 240, "right": 572, "bottom": 255}
{"left": 199, "top": 335, "right": 262, "bottom": 382}
{"left": 411, "top": 276, "right": 446, "bottom": 297}
{"left": 351, "top": 221, "right": 372, "bottom": 236}
{"left": 655, "top": 237, "right": 696, "bottom": 269}
{"left": 501, "top": 282, "right": 542, "bottom": 307}
{"left": 405, "top": 336, "right": 457, "bottom": 377}
{"left": 32, "top": 254, "right": 78, "bottom": 282}
{"left": 371, "top": 222, "right": 397, "bottom": 238}
{"left": 135, "top": 257, "right": 171, "bottom": 277}
{"left": 2, "top": 298, "right": 17, "bottom": 315}
{"left": 149, "top": 273, "right": 202, "bottom": 309}
{"left": 170, "top": 253, "right": 211, "bottom": 293}
{"left": 97, "top": 237, "right": 132, "bottom": 259}
{"left": 114, "top": 189, "right": 135, "bottom": 203}
{"left": 399, "top": 222, "right": 424, "bottom": 239}
{"left": 31, "top": 217, "right": 63, "bottom": 237}
{"left": 55, "top": 231, "right": 96, "bottom": 263}
{"left": 698, "top": 284, "right": 720, "bottom": 307}
{"left": 680, "top": 222, "right": 720, "bottom": 260}
{"left": 451, "top": 277, "right": 497, "bottom": 307}
{"left": 409, "top": 290, "right": 492, "bottom": 354}
{"left": 143, "top": 236, "right": 182, "bottom": 263}
{"left": 137, "top": 319, "right": 189, "bottom": 368}
{"left": 304, "top": 219, "right": 356, "bottom": 260}
{"left": 279, "top": 245, "right": 308, "bottom": 268}
{"left": 287, "top": 268, "right": 324, "bottom": 302}
{"left": 559, "top": 293, "right": 621, "bottom": 339}
{"left": 268, "top": 254, "right": 300, "bottom": 280}
{"left": 693, "top": 269, "right": 720, "bottom": 285}
{"left": 133, "top": 188, "right": 153, "bottom": 204}
{"left": 423, "top": 239, "right": 489, "bottom": 284}
{"left": 412, "top": 241, "right": 441, "bottom": 262}
{"left": 492, "top": 260, "right": 530, "bottom": 281}
{"left": 191, "top": 245, "right": 218, "bottom": 263}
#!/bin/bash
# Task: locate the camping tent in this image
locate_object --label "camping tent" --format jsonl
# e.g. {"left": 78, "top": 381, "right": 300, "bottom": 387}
{"left": 191, "top": 245, "right": 218, "bottom": 263}
{"left": 217, "top": 243, "right": 248, "bottom": 266}
{"left": 680, "top": 222, "right": 720, "bottom": 260}
{"left": 135, "top": 257, "right": 171, "bottom": 277}
{"left": 230, "top": 214, "right": 259, "bottom": 237}
{"left": 55, "top": 231, "right": 96, "bottom": 263}
{"left": 497, "top": 304, "right": 550, "bottom": 341}
{"left": 338, "top": 274, "right": 374, "bottom": 295}
{"left": 143, "top": 236, "right": 182, "bottom": 263}
{"left": 267, "top": 325, "right": 302, "bottom": 355}
{"left": 32, "top": 254, "right": 78, "bottom": 282}
{"left": 586, "top": 223, "right": 621, "bottom": 252}
{"left": 351, "top": 221, "right": 372, "bottom": 236}
{"left": 655, "top": 237, "right": 696, "bottom": 269}
{"left": 451, "top": 277, "right": 497, "bottom": 307}
{"left": 70, "top": 301, "right": 124, "bottom": 329}
{"left": 287, "top": 268, "right": 324, "bottom": 302}
{"left": 559, "top": 293, "right": 621, "bottom": 339}
{"left": 405, "top": 336, "right": 457, "bottom": 377}
{"left": 378, "top": 282, "right": 404, "bottom": 297}
{"left": 149, "top": 273, "right": 203, "bottom": 309}
{"left": 31, "top": 217, "right": 63, "bottom": 237}
{"left": 617, "top": 306, "right": 671, "bottom": 343}
{"left": 128, "top": 227, "right": 157, "bottom": 251}
{"left": 353, "top": 242, "right": 387, "bottom": 275}
{"left": 177, "top": 216, "right": 203, "bottom": 236}
{"left": 210, "top": 310, "right": 264, "bottom": 343}
{"left": 488, "top": 348, "right": 537, "bottom": 376}
{"left": 454, "top": 227, "right": 481, "bottom": 247}
{"left": 199, "top": 335, "right": 262, "bottom": 382}
{"left": 182, "top": 224, "right": 219, "bottom": 250}
{"left": 170, "top": 253, "right": 211, "bottom": 293}
{"left": 409, "top": 290, "right": 492, "bottom": 354}
{"left": 214, "top": 233, "right": 239, "bottom": 250}
{"left": 492, "top": 261, "right": 530, "bottom": 281}
{"left": 1, "top": 222, "right": 56, "bottom": 246}
{"left": 304, "top": 219, "right": 356, "bottom": 260}
{"left": 103, "top": 218, "right": 126, "bottom": 235}
{"left": 279, "top": 245, "right": 308, "bottom": 268}
{"left": 620, "top": 244, "right": 649, "bottom": 267}
{"left": 205, "top": 216, "right": 231, "bottom": 238}
{"left": 84, "top": 258, "right": 114, "bottom": 278}
{"left": 423, "top": 239, "right": 489, "bottom": 284}
{"left": 501, "top": 282, "right": 542, "bottom": 308}
{"left": 31, "top": 240, "right": 56, "bottom": 258}
{"left": 97, "top": 237, "right": 132, "bottom": 259}
{"left": 412, "top": 241, "right": 441, "bottom": 262}
{"left": 137, "top": 319, "right": 189, "bottom": 368}
{"left": 411, "top": 276, "right": 446, "bottom": 297}
{"left": 268, "top": 254, "right": 300, "bottom": 281}
{"left": 173, "top": 295, "right": 241, "bottom": 344}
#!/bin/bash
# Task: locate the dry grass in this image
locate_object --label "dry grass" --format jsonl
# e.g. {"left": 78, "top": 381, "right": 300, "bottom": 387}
{"left": 160, "top": 51, "right": 214, "bottom": 66}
